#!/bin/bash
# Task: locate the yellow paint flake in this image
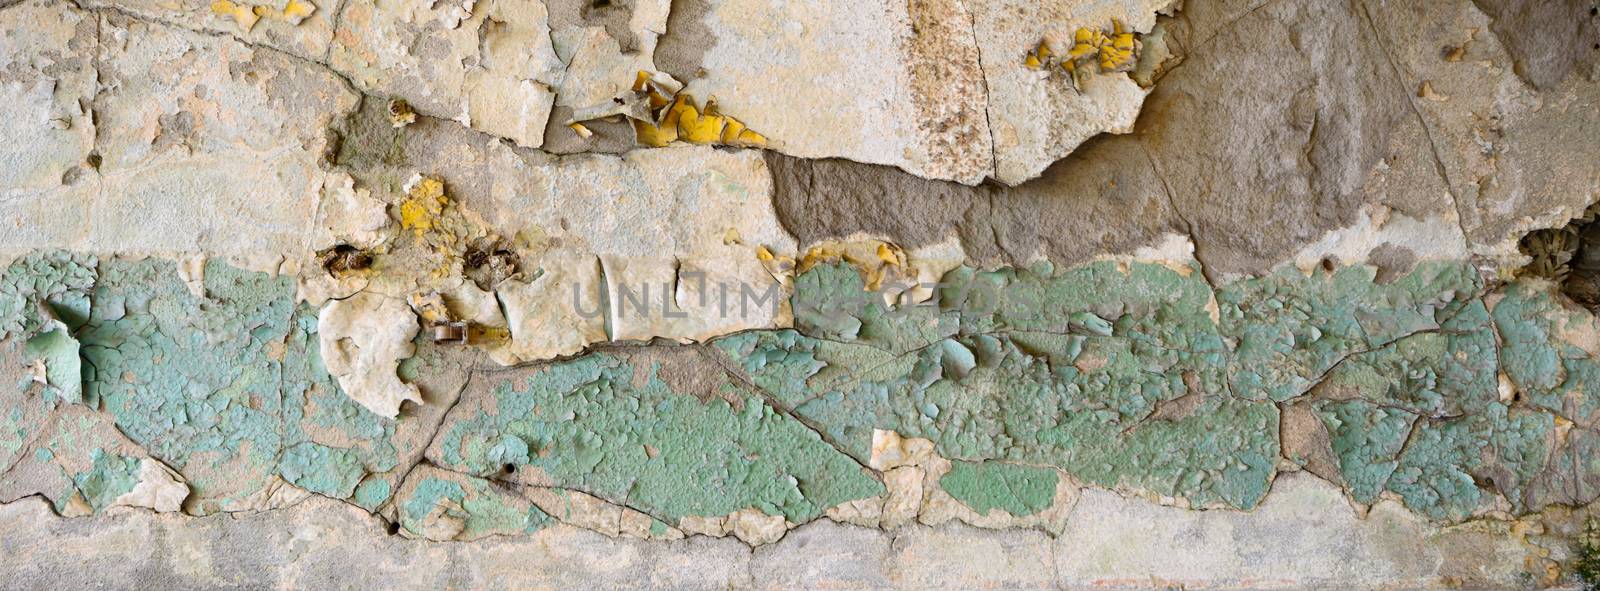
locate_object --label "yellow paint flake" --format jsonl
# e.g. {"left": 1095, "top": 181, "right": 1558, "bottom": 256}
{"left": 399, "top": 176, "right": 448, "bottom": 234}
{"left": 798, "top": 240, "right": 908, "bottom": 291}
{"left": 755, "top": 244, "right": 795, "bottom": 279}
{"left": 259, "top": 0, "right": 317, "bottom": 24}
{"left": 1100, "top": 21, "right": 1137, "bottom": 72}
{"left": 1024, "top": 41, "right": 1054, "bottom": 70}
{"left": 730, "top": 128, "right": 767, "bottom": 148}
{"left": 676, "top": 97, "right": 727, "bottom": 144}
{"left": 1030, "top": 20, "right": 1143, "bottom": 82}
{"left": 571, "top": 70, "right": 769, "bottom": 149}
{"left": 210, "top": 0, "right": 317, "bottom": 32}
{"left": 1067, "top": 28, "right": 1104, "bottom": 60}
{"left": 210, "top": 0, "right": 260, "bottom": 31}
{"left": 632, "top": 119, "right": 678, "bottom": 148}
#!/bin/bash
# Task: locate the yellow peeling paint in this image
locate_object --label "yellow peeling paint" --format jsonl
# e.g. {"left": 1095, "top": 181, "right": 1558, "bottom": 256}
{"left": 798, "top": 240, "right": 909, "bottom": 292}
{"left": 399, "top": 176, "right": 447, "bottom": 235}
{"left": 210, "top": 0, "right": 316, "bottom": 32}
{"left": 676, "top": 98, "right": 726, "bottom": 144}
{"left": 266, "top": 0, "right": 317, "bottom": 24}
{"left": 632, "top": 119, "right": 678, "bottom": 148}
{"left": 210, "top": 0, "right": 260, "bottom": 31}
{"left": 575, "top": 71, "right": 768, "bottom": 149}
{"left": 1025, "top": 41, "right": 1054, "bottom": 70}
{"left": 1031, "top": 20, "right": 1142, "bottom": 80}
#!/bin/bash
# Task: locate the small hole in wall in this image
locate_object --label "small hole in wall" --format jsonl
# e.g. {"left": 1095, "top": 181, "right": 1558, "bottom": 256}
{"left": 1320, "top": 257, "right": 1338, "bottom": 273}
{"left": 1517, "top": 201, "right": 1600, "bottom": 311}
{"left": 592, "top": 0, "right": 610, "bottom": 8}
{"left": 503, "top": 463, "right": 517, "bottom": 475}
{"left": 387, "top": 522, "right": 401, "bottom": 535}
{"left": 85, "top": 151, "right": 101, "bottom": 170}
{"left": 318, "top": 243, "right": 374, "bottom": 277}
{"left": 464, "top": 242, "right": 521, "bottom": 290}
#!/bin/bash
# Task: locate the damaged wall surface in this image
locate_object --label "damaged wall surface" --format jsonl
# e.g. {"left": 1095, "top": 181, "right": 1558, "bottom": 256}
{"left": 1, "top": 0, "right": 1599, "bottom": 588}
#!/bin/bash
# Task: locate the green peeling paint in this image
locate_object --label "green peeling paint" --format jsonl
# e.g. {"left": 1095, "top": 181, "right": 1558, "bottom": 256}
{"left": 79, "top": 258, "right": 292, "bottom": 510}
{"left": 1217, "top": 262, "right": 1480, "bottom": 402}
{"left": 727, "top": 261, "right": 1276, "bottom": 509}
{"left": 1314, "top": 399, "right": 1414, "bottom": 504}
{"left": 68, "top": 449, "right": 141, "bottom": 512}
{"left": 278, "top": 305, "right": 401, "bottom": 500}
{"left": 2, "top": 251, "right": 1598, "bottom": 530}
{"left": 72, "top": 259, "right": 411, "bottom": 512}
{"left": 24, "top": 324, "right": 81, "bottom": 404}
{"left": 433, "top": 352, "right": 884, "bottom": 524}
{"left": 396, "top": 471, "right": 550, "bottom": 540}
{"left": 0, "top": 251, "right": 95, "bottom": 341}
{"left": 938, "top": 460, "right": 1058, "bottom": 516}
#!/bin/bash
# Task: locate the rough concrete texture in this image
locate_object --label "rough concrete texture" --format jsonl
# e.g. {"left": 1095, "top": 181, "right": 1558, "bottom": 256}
{"left": 1, "top": 0, "right": 1600, "bottom": 587}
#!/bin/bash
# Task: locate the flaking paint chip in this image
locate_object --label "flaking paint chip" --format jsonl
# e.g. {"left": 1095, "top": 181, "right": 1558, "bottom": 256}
{"left": 574, "top": 71, "right": 768, "bottom": 149}
{"left": 209, "top": 0, "right": 317, "bottom": 32}
{"left": 210, "top": 0, "right": 260, "bottom": 31}
{"left": 1030, "top": 20, "right": 1144, "bottom": 86}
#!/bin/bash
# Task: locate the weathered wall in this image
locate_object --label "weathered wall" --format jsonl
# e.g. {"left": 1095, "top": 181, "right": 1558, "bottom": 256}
{"left": 1, "top": 0, "right": 1599, "bottom": 588}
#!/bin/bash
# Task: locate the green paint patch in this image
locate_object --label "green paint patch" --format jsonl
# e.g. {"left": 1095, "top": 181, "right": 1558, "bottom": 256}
{"left": 79, "top": 258, "right": 292, "bottom": 511}
{"left": 70, "top": 449, "right": 141, "bottom": 512}
{"left": 939, "top": 460, "right": 1058, "bottom": 517}
{"left": 1, "top": 249, "right": 1594, "bottom": 528}
{"left": 394, "top": 467, "right": 549, "bottom": 540}
{"left": 1491, "top": 282, "right": 1600, "bottom": 424}
{"left": 742, "top": 261, "right": 1276, "bottom": 509}
{"left": 432, "top": 352, "right": 883, "bottom": 524}
{"left": 1314, "top": 399, "right": 1414, "bottom": 504}
{"left": 1389, "top": 404, "right": 1553, "bottom": 521}
{"left": 0, "top": 251, "right": 95, "bottom": 341}
{"left": 278, "top": 305, "right": 401, "bottom": 499}
{"left": 352, "top": 476, "right": 394, "bottom": 510}
{"left": 1217, "top": 262, "right": 1480, "bottom": 402}
{"left": 24, "top": 324, "right": 81, "bottom": 404}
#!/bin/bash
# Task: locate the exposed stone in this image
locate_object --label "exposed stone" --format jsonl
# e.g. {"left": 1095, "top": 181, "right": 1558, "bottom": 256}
{"left": 656, "top": 0, "right": 993, "bottom": 185}
{"left": 69, "top": 10, "right": 357, "bottom": 270}
{"left": 111, "top": 458, "right": 189, "bottom": 513}
{"left": 1361, "top": 0, "right": 1600, "bottom": 270}
{"left": 329, "top": 0, "right": 562, "bottom": 148}
{"left": 1056, "top": 472, "right": 1538, "bottom": 589}
{"left": 0, "top": 0, "right": 97, "bottom": 254}
{"left": 971, "top": 0, "right": 1173, "bottom": 185}
{"left": 80, "top": 0, "right": 342, "bottom": 61}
